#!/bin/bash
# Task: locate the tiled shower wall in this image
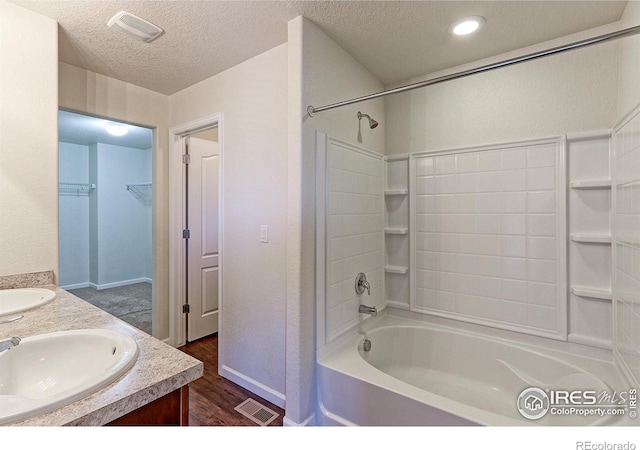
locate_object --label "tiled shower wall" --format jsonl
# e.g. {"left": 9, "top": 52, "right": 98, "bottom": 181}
{"left": 413, "top": 139, "right": 566, "bottom": 339}
{"left": 325, "top": 139, "right": 384, "bottom": 341}
{"left": 614, "top": 108, "right": 640, "bottom": 385}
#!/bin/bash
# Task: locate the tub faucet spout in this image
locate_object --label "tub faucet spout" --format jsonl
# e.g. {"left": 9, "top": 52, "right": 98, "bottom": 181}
{"left": 0, "top": 336, "right": 20, "bottom": 353}
{"left": 359, "top": 305, "right": 377, "bottom": 317}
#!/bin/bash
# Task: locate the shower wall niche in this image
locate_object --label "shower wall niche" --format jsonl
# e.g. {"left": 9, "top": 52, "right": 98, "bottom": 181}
{"left": 566, "top": 131, "right": 612, "bottom": 349}
{"left": 384, "top": 156, "right": 410, "bottom": 307}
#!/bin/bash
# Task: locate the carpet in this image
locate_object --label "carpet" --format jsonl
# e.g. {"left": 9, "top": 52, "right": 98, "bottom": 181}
{"left": 69, "top": 283, "right": 152, "bottom": 335}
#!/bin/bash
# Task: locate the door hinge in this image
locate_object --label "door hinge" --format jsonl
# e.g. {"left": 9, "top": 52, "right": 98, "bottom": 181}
{"left": 182, "top": 304, "right": 190, "bottom": 314}
{"left": 182, "top": 229, "right": 190, "bottom": 239}
{"left": 182, "top": 154, "right": 190, "bottom": 164}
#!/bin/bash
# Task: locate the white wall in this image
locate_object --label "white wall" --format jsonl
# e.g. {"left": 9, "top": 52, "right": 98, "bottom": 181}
{"left": 383, "top": 24, "right": 622, "bottom": 346}
{"left": 618, "top": 1, "right": 640, "bottom": 120}
{"left": 59, "top": 142, "right": 152, "bottom": 289}
{"left": 287, "top": 16, "right": 386, "bottom": 425}
{"left": 385, "top": 26, "right": 620, "bottom": 154}
{"left": 59, "top": 63, "right": 170, "bottom": 339}
{"left": 170, "top": 44, "right": 288, "bottom": 407}
{"left": 90, "top": 143, "right": 152, "bottom": 287}
{"left": 613, "top": 1, "right": 640, "bottom": 386}
{"left": 0, "top": 0, "right": 58, "bottom": 279}
{"left": 59, "top": 142, "right": 91, "bottom": 287}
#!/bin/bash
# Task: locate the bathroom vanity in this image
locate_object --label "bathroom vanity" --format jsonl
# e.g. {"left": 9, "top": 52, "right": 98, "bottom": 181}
{"left": 0, "top": 272, "right": 203, "bottom": 426}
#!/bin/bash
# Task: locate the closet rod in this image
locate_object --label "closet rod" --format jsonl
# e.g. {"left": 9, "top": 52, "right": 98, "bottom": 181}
{"left": 307, "top": 24, "right": 640, "bottom": 117}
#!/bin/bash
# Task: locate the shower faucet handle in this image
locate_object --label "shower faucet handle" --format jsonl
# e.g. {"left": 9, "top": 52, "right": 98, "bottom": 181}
{"left": 355, "top": 273, "right": 370, "bottom": 295}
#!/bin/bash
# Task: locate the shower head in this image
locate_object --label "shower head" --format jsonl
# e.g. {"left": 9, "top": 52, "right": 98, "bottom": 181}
{"left": 358, "top": 111, "right": 378, "bottom": 129}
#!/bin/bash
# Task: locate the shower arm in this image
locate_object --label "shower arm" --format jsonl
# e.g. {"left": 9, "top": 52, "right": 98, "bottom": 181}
{"left": 307, "top": 24, "right": 640, "bottom": 117}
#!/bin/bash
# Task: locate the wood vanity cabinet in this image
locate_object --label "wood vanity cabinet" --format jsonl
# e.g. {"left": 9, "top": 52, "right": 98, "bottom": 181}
{"left": 106, "top": 385, "right": 190, "bottom": 426}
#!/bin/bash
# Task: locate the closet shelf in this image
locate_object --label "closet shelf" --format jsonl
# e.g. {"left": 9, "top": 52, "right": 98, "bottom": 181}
{"left": 126, "top": 183, "right": 152, "bottom": 203}
{"left": 385, "top": 265, "right": 408, "bottom": 275}
{"left": 384, "top": 189, "right": 408, "bottom": 196}
{"left": 59, "top": 182, "right": 95, "bottom": 192}
{"left": 569, "top": 233, "right": 611, "bottom": 244}
{"left": 569, "top": 179, "right": 611, "bottom": 189}
{"left": 571, "top": 286, "right": 612, "bottom": 301}
{"left": 126, "top": 183, "right": 152, "bottom": 191}
{"left": 385, "top": 228, "right": 408, "bottom": 235}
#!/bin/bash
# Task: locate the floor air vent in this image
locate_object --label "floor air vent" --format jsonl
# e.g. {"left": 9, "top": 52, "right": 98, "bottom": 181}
{"left": 234, "top": 398, "right": 279, "bottom": 426}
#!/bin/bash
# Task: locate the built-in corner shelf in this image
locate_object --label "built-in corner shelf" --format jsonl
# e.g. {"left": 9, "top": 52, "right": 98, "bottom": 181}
{"left": 385, "top": 265, "right": 408, "bottom": 275}
{"left": 384, "top": 189, "right": 408, "bottom": 196}
{"left": 384, "top": 157, "right": 410, "bottom": 307}
{"left": 385, "top": 227, "right": 408, "bottom": 235}
{"left": 569, "top": 233, "right": 611, "bottom": 244}
{"left": 571, "top": 286, "right": 612, "bottom": 301}
{"left": 569, "top": 179, "right": 612, "bottom": 190}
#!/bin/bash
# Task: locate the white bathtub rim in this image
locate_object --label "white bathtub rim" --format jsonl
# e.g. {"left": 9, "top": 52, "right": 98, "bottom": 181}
{"left": 360, "top": 323, "right": 615, "bottom": 388}
{"left": 322, "top": 308, "right": 619, "bottom": 369}
{"left": 317, "top": 313, "right": 626, "bottom": 426}
{"left": 385, "top": 308, "right": 618, "bottom": 366}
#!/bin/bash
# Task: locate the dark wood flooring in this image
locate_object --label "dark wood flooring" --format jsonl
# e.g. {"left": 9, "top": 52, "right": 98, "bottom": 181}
{"left": 179, "top": 333, "right": 285, "bottom": 426}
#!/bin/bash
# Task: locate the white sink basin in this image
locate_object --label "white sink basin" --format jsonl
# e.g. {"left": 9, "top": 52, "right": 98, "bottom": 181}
{"left": 0, "top": 329, "right": 139, "bottom": 424}
{"left": 0, "top": 288, "right": 56, "bottom": 316}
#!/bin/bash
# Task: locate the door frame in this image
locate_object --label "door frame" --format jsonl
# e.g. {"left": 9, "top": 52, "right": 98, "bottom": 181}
{"left": 169, "top": 113, "right": 223, "bottom": 348}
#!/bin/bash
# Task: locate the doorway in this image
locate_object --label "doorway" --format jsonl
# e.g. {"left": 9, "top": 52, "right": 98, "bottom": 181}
{"left": 169, "top": 115, "right": 222, "bottom": 347}
{"left": 58, "top": 110, "right": 154, "bottom": 334}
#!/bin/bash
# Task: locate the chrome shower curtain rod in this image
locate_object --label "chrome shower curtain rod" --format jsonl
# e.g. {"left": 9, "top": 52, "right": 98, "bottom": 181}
{"left": 307, "top": 24, "right": 640, "bottom": 117}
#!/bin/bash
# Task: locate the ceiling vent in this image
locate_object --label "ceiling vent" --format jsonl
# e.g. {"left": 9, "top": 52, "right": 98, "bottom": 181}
{"left": 107, "top": 11, "right": 164, "bottom": 43}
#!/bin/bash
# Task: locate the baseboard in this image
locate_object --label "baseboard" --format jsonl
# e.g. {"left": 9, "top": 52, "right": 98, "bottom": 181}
{"left": 220, "top": 364, "right": 285, "bottom": 409}
{"left": 62, "top": 278, "right": 151, "bottom": 291}
{"left": 60, "top": 282, "right": 91, "bottom": 290}
{"left": 92, "top": 278, "right": 151, "bottom": 290}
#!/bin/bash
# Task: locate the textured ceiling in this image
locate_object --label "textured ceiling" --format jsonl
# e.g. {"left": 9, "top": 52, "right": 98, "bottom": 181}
{"left": 10, "top": 1, "right": 628, "bottom": 95}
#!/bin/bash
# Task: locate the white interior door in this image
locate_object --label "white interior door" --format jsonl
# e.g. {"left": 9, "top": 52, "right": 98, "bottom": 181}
{"left": 187, "top": 136, "right": 219, "bottom": 341}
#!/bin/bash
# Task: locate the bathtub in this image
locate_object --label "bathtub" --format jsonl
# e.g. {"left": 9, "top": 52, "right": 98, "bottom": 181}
{"left": 317, "top": 311, "right": 633, "bottom": 426}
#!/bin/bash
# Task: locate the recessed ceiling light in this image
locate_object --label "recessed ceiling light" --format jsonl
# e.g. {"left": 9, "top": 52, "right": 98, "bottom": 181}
{"left": 451, "top": 16, "right": 485, "bottom": 36}
{"left": 105, "top": 122, "right": 128, "bottom": 137}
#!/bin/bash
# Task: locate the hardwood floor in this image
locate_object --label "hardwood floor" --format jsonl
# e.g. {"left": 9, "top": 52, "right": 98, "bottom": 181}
{"left": 179, "top": 334, "right": 285, "bottom": 426}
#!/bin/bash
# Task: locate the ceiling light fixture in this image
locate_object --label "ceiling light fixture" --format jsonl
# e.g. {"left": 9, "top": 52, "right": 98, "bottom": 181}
{"left": 451, "top": 16, "right": 485, "bottom": 36}
{"left": 107, "top": 11, "right": 164, "bottom": 43}
{"left": 105, "top": 122, "right": 128, "bottom": 137}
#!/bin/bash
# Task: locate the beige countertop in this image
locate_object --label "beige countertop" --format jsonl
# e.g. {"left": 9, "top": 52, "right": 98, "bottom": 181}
{"left": 1, "top": 285, "right": 203, "bottom": 426}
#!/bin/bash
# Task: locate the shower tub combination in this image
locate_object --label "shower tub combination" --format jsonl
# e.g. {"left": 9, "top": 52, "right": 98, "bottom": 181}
{"left": 317, "top": 312, "right": 632, "bottom": 426}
